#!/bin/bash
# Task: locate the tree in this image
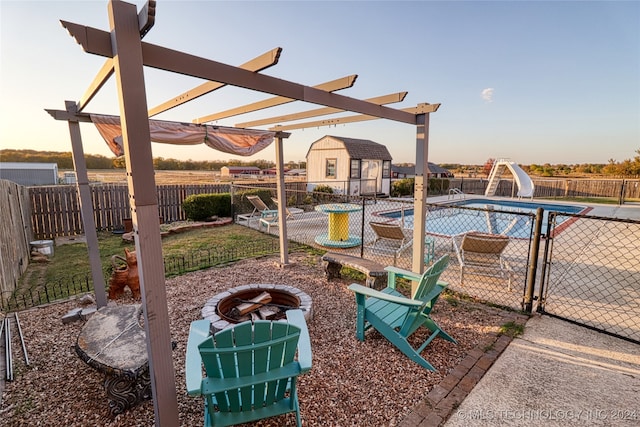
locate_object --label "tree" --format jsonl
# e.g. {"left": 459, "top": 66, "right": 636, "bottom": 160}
{"left": 482, "top": 158, "right": 495, "bottom": 176}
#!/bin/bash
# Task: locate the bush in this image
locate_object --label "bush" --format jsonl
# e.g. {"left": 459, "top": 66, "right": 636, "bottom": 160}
{"left": 182, "top": 193, "right": 232, "bottom": 220}
{"left": 391, "top": 178, "right": 414, "bottom": 197}
{"left": 391, "top": 178, "right": 451, "bottom": 196}
{"left": 312, "top": 185, "right": 334, "bottom": 203}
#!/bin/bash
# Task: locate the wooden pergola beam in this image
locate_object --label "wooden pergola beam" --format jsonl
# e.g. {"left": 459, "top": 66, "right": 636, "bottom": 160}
{"left": 137, "top": 0, "right": 156, "bottom": 38}
{"left": 270, "top": 103, "right": 440, "bottom": 131}
{"left": 61, "top": 20, "right": 417, "bottom": 124}
{"left": 148, "top": 47, "right": 282, "bottom": 117}
{"left": 72, "top": 1, "right": 155, "bottom": 113}
{"left": 236, "top": 91, "right": 407, "bottom": 128}
{"left": 76, "top": 59, "right": 114, "bottom": 112}
{"left": 193, "top": 75, "right": 357, "bottom": 124}
{"left": 45, "top": 109, "right": 291, "bottom": 139}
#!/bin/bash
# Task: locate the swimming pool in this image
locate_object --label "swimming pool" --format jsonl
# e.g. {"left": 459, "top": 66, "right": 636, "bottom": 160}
{"left": 379, "top": 199, "right": 586, "bottom": 238}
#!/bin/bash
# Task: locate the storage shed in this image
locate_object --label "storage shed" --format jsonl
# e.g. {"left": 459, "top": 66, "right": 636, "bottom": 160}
{"left": 306, "top": 136, "right": 392, "bottom": 196}
{"left": 0, "top": 162, "right": 59, "bottom": 186}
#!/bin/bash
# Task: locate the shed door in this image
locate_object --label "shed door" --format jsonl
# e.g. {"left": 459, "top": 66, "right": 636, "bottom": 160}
{"left": 361, "top": 160, "right": 380, "bottom": 194}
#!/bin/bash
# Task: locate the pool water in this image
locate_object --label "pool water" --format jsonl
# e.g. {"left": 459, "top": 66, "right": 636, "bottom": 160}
{"left": 380, "top": 199, "right": 586, "bottom": 238}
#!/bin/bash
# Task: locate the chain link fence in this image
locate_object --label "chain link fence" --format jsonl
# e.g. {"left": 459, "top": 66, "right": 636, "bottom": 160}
{"left": 539, "top": 213, "right": 640, "bottom": 343}
{"left": 231, "top": 186, "right": 537, "bottom": 311}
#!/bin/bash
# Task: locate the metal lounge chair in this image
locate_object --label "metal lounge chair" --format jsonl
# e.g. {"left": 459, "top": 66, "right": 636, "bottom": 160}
{"left": 366, "top": 221, "right": 413, "bottom": 266}
{"left": 185, "top": 309, "right": 312, "bottom": 427}
{"left": 348, "top": 255, "right": 456, "bottom": 371}
{"left": 242, "top": 195, "right": 277, "bottom": 224}
{"left": 452, "top": 231, "right": 513, "bottom": 290}
{"left": 271, "top": 197, "right": 299, "bottom": 219}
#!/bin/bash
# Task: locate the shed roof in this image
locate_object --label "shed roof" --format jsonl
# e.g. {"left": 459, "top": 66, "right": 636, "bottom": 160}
{"left": 308, "top": 136, "right": 392, "bottom": 161}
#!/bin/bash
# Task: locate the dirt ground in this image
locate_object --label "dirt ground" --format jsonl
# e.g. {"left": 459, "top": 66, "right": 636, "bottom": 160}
{"left": 0, "top": 252, "right": 517, "bottom": 426}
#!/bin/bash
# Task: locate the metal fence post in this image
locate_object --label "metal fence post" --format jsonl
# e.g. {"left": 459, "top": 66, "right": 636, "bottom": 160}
{"left": 359, "top": 197, "right": 367, "bottom": 258}
{"left": 523, "top": 207, "right": 544, "bottom": 312}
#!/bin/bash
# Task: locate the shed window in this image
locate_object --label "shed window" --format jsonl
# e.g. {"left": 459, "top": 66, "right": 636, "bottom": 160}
{"left": 382, "top": 160, "right": 391, "bottom": 178}
{"left": 326, "top": 159, "right": 337, "bottom": 179}
{"left": 350, "top": 159, "right": 361, "bottom": 179}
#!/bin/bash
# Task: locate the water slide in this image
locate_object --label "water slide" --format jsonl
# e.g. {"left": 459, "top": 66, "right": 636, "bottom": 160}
{"left": 485, "top": 159, "right": 535, "bottom": 198}
{"left": 510, "top": 162, "right": 535, "bottom": 197}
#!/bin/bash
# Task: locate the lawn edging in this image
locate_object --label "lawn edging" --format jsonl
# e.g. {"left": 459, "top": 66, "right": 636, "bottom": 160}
{"left": 398, "top": 312, "right": 530, "bottom": 427}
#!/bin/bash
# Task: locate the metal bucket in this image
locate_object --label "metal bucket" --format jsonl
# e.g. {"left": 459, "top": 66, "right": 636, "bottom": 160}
{"left": 30, "top": 240, "right": 54, "bottom": 256}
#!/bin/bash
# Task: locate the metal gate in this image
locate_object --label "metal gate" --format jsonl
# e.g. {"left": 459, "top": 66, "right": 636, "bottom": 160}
{"left": 537, "top": 212, "right": 640, "bottom": 344}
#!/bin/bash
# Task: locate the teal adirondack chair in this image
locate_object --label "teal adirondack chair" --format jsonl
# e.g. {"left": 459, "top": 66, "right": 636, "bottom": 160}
{"left": 185, "top": 309, "right": 312, "bottom": 427}
{"left": 348, "top": 255, "right": 456, "bottom": 371}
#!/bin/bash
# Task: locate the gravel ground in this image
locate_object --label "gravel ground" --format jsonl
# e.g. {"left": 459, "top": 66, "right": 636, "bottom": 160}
{"left": 0, "top": 253, "right": 513, "bottom": 426}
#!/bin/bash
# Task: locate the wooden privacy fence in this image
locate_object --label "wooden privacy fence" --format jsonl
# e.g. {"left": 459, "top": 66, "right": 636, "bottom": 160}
{"left": 451, "top": 178, "right": 640, "bottom": 201}
{"left": 17, "top": 177, "right": 640, "bottom": 240}
{"left": 29, "top": 183, "right": 231, "bottom": 239}
{"left": 0, "top": 180, "right": 32, "bottom": 300}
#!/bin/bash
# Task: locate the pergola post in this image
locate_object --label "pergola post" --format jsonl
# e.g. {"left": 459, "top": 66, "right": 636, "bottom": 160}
{"left": 411, "top": 113, "right": 429, "bottom": 294}
{"left": 108, "top": 1, "right": 178, "bottom": 424}
{"left": 65, "top": 101, "right": 107, "bottom": 308}
{"left": 274, "top": 135, "right": 289, "bottom": 265}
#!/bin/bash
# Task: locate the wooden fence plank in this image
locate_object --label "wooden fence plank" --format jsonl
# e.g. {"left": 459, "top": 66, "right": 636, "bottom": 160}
{"left": 0, "top": 180, "right": 31, "bottom": 300}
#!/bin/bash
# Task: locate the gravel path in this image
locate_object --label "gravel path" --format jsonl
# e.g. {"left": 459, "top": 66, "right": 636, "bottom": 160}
{"left": 0, "top": 253, "right": 513, "bottom": 426}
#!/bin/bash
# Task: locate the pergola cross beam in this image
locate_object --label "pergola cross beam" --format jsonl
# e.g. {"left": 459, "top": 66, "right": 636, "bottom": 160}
{"left": 148, "top": 47, "right": 283, "bottom": 117}
{"left": 61, "top": 20, "right": 417, "bottom": 124}
{"left": 236, "top": 91, "right": 408, "bottom": 128}
{"left": 193, "top": 74, "right": 358, "bottom": 124}
{"left": 269, "top": 102, "right": 440, "bottom": 131}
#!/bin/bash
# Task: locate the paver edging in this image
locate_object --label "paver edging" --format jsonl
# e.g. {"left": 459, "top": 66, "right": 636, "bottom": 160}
{"left": 398, "top": 313, "right": 529, "bottom": 427}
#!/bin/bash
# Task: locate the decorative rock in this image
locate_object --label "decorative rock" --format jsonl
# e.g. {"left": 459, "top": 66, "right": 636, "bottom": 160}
{"left": 80, "top": 306, "right": 97, "bottom": 320}
{"left": 62, "top": 308, "right": 83, "bottom": 324}
{"left": 78, "top": 294, "right": 96, "bottom": 306}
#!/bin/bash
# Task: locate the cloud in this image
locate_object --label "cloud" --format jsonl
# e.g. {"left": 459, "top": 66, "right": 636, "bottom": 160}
{"left": 481, "top": 88, "right": 495, "bottom": 103}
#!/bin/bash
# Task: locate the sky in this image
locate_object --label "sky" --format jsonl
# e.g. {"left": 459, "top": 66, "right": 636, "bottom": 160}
{"left": 1, "top": 0, "right": 639, "bottom": 166}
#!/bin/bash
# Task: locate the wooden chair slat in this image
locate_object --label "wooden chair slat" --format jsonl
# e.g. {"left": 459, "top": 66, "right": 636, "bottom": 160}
{"left": 348, "top": 255, "right": 457, "bottom": 371}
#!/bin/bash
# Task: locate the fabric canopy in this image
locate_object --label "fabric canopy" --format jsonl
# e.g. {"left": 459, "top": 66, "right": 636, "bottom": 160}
{"left": 91, "top": 114, "right": 275, "bottom": 157}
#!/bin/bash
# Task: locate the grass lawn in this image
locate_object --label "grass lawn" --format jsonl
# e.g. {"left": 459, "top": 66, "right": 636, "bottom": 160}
{"left": 16, "top": 224, "right": 285, "bottom": 303}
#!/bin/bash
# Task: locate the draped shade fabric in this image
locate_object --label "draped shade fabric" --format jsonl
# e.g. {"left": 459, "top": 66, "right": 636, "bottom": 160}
{"left": 91, "top": 114, "right": 275, "bottom": 157}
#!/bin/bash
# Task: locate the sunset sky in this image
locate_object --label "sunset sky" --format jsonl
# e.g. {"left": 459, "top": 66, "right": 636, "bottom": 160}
{"left": 1, "top": 0, "right": 638, "bottom": 165}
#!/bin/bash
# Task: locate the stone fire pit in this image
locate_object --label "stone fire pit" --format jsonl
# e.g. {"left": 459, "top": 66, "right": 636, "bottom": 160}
{"left": 201, "top": 284, "right": 313, "bottom": 333}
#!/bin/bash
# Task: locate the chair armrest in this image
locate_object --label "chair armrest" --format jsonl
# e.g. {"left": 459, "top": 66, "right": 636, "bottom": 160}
{"left": 384, "top": 266, "right": 422, "bottom": 281}
{"left": 286, "top": 309, "right": 312, "bottom": 373}
{"left": 260, "top": 209, "right": 278, "bottom": 218}
{"left": 185, "top": 319, "right": 211, "bottom": 396}
{"left": 348, "top": 283, "right": 423, "bottom": 307}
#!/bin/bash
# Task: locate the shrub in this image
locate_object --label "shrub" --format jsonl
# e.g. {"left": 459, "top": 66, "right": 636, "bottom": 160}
{"left": 182, "top": 193, "right": 232, "bottom": 220}
{"left": 391, "top": 178, "right": 414, "bottom": 197}
{"left": 391, "top": 178, "right": 451, "bottom": 196}
{"left": 312, "top": 185, "right": 334, "bottom": 203}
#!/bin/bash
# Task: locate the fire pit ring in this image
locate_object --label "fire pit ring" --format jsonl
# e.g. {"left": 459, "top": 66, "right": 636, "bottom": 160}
{"left": 201, "top": 284, "right": 313, "bottom": 334}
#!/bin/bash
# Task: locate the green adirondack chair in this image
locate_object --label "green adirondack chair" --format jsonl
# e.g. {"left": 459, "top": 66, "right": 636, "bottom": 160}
{"left": 348, "top": 254, "right": 456, "bottom": 371}
{"left": 185, "top": 309, "right": 312, "bottom": 427}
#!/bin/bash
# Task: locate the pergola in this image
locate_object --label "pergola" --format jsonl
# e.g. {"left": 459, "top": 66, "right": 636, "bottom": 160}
{"left": 47, "top": 1, "right": 440, "bottom": 425}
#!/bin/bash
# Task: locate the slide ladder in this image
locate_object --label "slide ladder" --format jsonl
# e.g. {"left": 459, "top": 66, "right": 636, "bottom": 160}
{"left": 484, "top": 159, "right": 535, "bottom": 198}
